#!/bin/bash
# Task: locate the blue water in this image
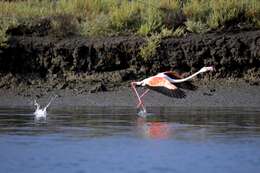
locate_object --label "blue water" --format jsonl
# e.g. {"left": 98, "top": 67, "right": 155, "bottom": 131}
{"left": 0, "top": 107, "right": 260, "bottom": 173}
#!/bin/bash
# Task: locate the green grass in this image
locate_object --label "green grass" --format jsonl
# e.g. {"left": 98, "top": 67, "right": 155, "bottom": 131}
{"left": 183, "top": 0, "right": 211, "bottom": 23}
{"left": 172, "top": 26, "right": 186, "bottom": 37}
{"left": 208, "top": 0, "right": 245, "bottom": 28}
{"left": 109, "top": 0, "right": 141, "bottom": 32}
{"left": 185, "top": 20, "right": 209, "bottom": 33}
{"left": 138, "top": 2, "right": 163, "bottom": 36}
{"left": 245, "top": 0, "right": 260, "bottom": 27}
{"left": 0, "top": 0, "right": 259, "bottom": 45}
{"left": 159, "top": 0, "right": 182, "bottom": 11}
{"left": 139, "top": 34, "right": 161, "bottom": 61}
{"left": 82, "top": 13, "right": 112, "bottom": 36}
{"left": 0, "top": 0, "right": 55, "bottom": 18}
{"left": 183, "top": 0, "right": 260, "bottom": 30}
{"left": 0, "top": 17, "right": 18, "bottom": 47}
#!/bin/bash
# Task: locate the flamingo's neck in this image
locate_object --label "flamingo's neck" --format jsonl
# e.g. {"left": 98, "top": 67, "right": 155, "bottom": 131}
{"left": 168, "top": 69, "right": 205, "bottom": 83}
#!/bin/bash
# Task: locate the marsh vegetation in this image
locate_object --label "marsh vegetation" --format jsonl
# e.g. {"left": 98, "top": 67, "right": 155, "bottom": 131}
{"left": 0, "top": 0, "right": 259, "bottom": 62}
{"left": 1, "top": 0, "right": 259, "bottom": 36}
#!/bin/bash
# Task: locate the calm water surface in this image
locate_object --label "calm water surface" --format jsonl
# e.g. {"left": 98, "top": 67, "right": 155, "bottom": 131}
{"left": 0, "top": 106, "right": 260, "bottom": 173}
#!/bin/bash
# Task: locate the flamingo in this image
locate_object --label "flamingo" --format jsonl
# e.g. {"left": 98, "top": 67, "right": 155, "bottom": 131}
{"left": 131, "top": 66, "right": 214, "bottom": 113}
{"left": 34, "top": 95, "right": 57, "bottom": 119}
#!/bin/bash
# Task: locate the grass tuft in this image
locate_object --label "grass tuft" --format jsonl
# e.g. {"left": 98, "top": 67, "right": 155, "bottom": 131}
{"left": 183, "top": 0, "right": 211, "bottom": 23}
{"left": 172, "top": 26, "right": 186, "bottom": 37}
{"left": 138, "top": 2, "right": 163, "bottom": 36}
{"left": 0, "top": 17, "right": 18, "bottom": 47}
{"left": 185, "top": 20, "right": 208, "bottom": 33}
{"left": 160, "top": 27, "right": 175, "bottom": 38}
{"left": 159, "top": 0, "right": 182, "bottom": 11}
{"left": 139, "top": 34, "right": 161, "bottom": 61}
{"left": 81, "top": 13, "right": 112, "bottom": 37}
{"left": 207, "top": 0, "right": 245, "bottom": 28}
{"left": 245, "top": 0, "right": 260, "bottom": 27}
{"left": 110, "top": 0, "right": 141, "bottom": 32}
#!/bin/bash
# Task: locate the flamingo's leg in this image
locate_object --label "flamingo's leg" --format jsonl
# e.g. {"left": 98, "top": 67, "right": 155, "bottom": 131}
{"left": 137, "top": 89, "right": 150, "bottom": 108}
{"left": 140, "top": 89, "right": 150, "bottom": 99}
{"left": 131, "top": 82, "right": 146, "bottom": 112}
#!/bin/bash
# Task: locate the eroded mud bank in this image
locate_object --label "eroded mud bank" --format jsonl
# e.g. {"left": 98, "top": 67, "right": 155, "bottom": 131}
{"left": 0, "top": 27, "right": 259, "bottom": 95}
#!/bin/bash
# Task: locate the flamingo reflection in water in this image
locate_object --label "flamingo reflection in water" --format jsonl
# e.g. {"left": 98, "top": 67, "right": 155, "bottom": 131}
{"left": 137, "top": 117, "right": 171, "bottom": 139}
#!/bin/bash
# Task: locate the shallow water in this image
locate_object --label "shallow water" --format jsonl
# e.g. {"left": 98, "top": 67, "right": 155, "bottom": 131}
{"left": 0, "top": 106, "right": 260, "bottom": 173}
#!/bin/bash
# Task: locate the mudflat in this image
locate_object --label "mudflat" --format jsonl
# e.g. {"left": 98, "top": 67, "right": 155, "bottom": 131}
{"left": 0, "top": 80, "right": 259, "bottom": 109}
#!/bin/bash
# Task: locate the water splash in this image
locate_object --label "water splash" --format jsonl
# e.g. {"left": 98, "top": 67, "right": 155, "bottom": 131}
{"left": 34, "top": 95, "right": 57, "bottom": 119}
{"left": 137, "top": 107, "right": 154, "bottom": 118}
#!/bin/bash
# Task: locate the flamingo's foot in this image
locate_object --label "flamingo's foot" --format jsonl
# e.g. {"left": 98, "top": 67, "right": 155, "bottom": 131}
{"left": 137, "top": 106, "right": 154, "bottom": 118}
{"left": 138, "top": 109, "right": 147, "bottom": 118}
{"left": 138, "top": 110, "right": 155, "bottom": 118}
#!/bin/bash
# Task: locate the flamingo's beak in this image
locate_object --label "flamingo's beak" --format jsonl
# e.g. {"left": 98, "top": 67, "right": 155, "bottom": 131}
{"left": 131, "top": 81, "right": 136, "bottom": 86}
{"left": 132, "top": 81, "right": 143, "bottom": 87}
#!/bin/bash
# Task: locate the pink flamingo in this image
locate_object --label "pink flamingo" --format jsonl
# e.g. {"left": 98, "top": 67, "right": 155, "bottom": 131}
{"left": 131, "top": 66, "right": 214, "bottom": 113}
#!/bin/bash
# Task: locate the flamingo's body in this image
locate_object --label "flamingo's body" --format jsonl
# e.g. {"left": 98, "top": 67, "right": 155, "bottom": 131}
{"left": 34, "top": 95, "right": 57, "bottom": 119}
{"left": 131, "top": 67, "right": 214, "bottom": 113}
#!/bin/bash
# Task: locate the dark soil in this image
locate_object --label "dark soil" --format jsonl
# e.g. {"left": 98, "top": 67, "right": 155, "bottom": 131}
{"left": 0, "top": 80, "right": 259, "bottom": 108}
{"left": 0, "top": 20, "right": 259, "bottom": 98}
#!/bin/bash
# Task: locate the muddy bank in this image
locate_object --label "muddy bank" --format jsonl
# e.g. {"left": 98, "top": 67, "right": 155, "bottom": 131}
{"left": 0, "top": 81, "right": 259, "bottom": 109}
{"left": 0, "top": 28, "right": 259, "bottom": 94}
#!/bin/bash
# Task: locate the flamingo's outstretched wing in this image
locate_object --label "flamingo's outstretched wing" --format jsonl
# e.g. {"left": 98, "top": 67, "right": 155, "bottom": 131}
{"left": 163, "top": 71, "right": 198, "bottom": 90}
{"left": 146, "top": 77, "right": 186, "bottom": 98}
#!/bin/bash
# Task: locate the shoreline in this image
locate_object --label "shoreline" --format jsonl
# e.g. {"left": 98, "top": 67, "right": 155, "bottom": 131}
{"left": 0, "top": 80, "right": 259, "bottom": 109}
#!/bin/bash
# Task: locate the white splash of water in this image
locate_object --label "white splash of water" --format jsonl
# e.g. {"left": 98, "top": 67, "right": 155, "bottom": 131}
{"left": 34, "top": 95, "right": 57, "bottom": 119}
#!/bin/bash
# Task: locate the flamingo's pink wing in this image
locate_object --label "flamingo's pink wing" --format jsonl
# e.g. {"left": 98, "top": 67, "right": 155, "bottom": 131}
{"left": 146, "top": 77, "right": 186, "bottom": 98}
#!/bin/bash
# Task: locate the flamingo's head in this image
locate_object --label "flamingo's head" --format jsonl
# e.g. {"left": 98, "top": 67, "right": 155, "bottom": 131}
{"left": 199, "top": 66, "right": 214, "bottom": 73}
